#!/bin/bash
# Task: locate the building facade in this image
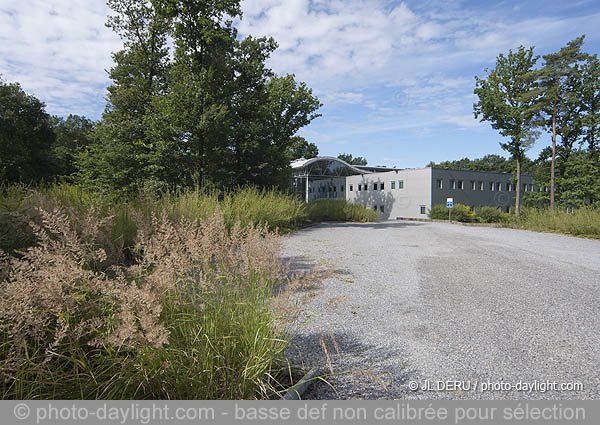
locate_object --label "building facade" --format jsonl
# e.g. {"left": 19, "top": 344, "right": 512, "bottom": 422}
{"left": 291, "top": 157, "right": 536, "bottom": 219}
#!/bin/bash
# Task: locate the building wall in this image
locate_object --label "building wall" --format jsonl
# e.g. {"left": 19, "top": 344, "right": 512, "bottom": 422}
{"left": 346, "top": 168, "right": 432, "bottom": 219}
{"left": 431, "top": 168, "right": 535, "bottom": 212}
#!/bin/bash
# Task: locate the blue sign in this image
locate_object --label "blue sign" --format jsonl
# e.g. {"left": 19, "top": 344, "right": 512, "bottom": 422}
{"left": 446, "top": 198, "right": 454, "bottom": 208}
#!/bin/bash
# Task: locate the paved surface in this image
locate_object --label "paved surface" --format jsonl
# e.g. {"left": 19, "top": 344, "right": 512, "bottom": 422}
{"left": 282, "top": 221, "right": 600, "bottom": 399}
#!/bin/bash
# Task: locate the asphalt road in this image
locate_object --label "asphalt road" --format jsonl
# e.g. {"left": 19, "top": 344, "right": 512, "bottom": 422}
{"left": 282, "top": 221, "right": 600, "bottom": 399}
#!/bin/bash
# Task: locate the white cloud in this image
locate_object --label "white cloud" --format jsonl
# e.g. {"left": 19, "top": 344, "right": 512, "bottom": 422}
{"left": 0, "top": 0, "right": 122, "bottom": 118}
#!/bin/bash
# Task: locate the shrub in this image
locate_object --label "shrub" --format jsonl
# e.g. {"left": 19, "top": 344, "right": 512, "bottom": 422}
{"left": 515, "top": 206, "right": 600, "bottom": 238}
{"left": 474, "top": 206, "right": 509, "bottom": 223}
{"left": 306, "top": 200, "right": 379, "bottom": 223}
{"left": 429, "top": 203, "right": 477, "bottom": 222}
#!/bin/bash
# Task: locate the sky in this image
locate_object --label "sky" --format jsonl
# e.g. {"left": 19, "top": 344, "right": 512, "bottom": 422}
{"left": 1, "top": 0, "right": 599, "bottom": 168}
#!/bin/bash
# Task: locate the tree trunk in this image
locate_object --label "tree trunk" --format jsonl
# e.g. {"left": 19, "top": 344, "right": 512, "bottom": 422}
{"left": 515, "top": 156, "right": 521, "bottom": 216}
{"left": 550, "top": 79, "right": 558, "bottom": 212}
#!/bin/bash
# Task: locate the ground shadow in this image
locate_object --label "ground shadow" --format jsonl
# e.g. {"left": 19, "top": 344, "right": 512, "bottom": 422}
{"left": 285, "top": 330, "right": 420, "bottom": 400}
{"left": 299, "top": 220, "right": 427, "bottom": 231}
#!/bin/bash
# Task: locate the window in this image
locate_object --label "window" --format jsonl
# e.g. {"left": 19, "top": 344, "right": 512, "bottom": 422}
{"left": 398, "top": 180, "right": 404, "bottom": 189}
{"left": 479, "top": 181, "right": 484, "bottom": 191}
{"left": 530, "top": 184, "right": 535, "bottom": 192}
{"left": 437, "top": 179, "right": 443, "bottom": 189}
{"left": 380, "top": 183, "right": 384, "bottom": 190}
{"left": 523, "top": 184, "right": 528, "bottom": 192}
{"left": 333, "top": 186, "right": 336, "bottom": 192}
{"left": 496, "top": 182, "right": 501, "bottom": 191}
{"left": 471, "top": 181, "right": 476, "bottom": 190}
{"left": 373, "top": 183, "right": 378, "bottom": 190}
{"left": 373, "top": 205, "right": 378, "bottom": 211}
{"left": 391, "top": 181, "right": 395, "bottom": 189}
{"left": 507, "top": 183, "right": 512, "bottom": 192}
{"left": 420, "top": 205, "right": 426, "bottom": 215}
{"left": 380, "top": 205, "right": 384, "bottom": 213}
{"left": 350, "top": 184, "right": 353, "bottom": 192}
{"left": 489, "top": 182, "right": 495, "bottom": 191}
{"left": 341, "top": 185, "right": 344, "bottom": 192}
{"left": 450, "top": 179, "right": 456, "bottom": 190}
{"left": 364, "top": 184, "right": 368, "bottom": 191}
{"left": 458, "top": 180, "right": 464, "bottom": 190}
{"left": 357, "top": 184, "right": 361, "bottom": 191}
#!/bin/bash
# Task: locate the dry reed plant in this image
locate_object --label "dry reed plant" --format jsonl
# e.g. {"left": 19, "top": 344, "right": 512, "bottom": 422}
{"left": 0, "top": 198, "right": 307, "bottom": 399}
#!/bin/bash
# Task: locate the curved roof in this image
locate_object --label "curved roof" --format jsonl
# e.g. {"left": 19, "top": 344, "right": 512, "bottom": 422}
{"left": 291, "top": 156, "right": 370, "bottom": 177}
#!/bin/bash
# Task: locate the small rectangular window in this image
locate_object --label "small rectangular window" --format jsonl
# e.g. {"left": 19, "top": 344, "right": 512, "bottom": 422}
{"left": 364, "top": 184, "right": 368, "bottom": 191}
{"left": 420, "top": 205, "right": 426, "bottom": 215}
{"left": 437, "top": 179, "right": 443, "bottom": 189}
{"left": 341, "top": 185, "right": 344, "bottom": 192}
{"left": 373, "top": 205, "right": 378, "bottom": 211}
{"left": 357, "top": 184, "right": 361, "bottom": 191}
{"left": 398, "top": 180, "right": 404, "bottom": 189}
{"left": 530, "top": 184, "right": 535, "bottom": 192}
{"left": 490, "top": 182, "right": 495, "bottom": 191}
{"left": 380, "top": 205, "right": 384, "bottom": 213}
{"left": 450, "top": 179, "right": 456, "bottom": 190}
{"left": 458, "top": 180, "right": 463, "bottom": 190}
{"left": 380, "top": 183, "right": 384, "bottom": 190}
{"left": 373, "top": 183, "right": 378, "bottom": 190}
{"left": 471, "top": 181, "right": 476, "bottom": 190}
{"left": 479, "top": 181, "right": 484, "bottom": 191}
{"left": 350, "top": 184, "right": 353, "bottom": 192}
{"left": 523, "top": 184, "right": 528, "bottom": 192}
{"left": 497, "top": 182, "right": 501, "bottom": 191}
{"left": 391, "top": 181, "right": 396, "bottom": 189}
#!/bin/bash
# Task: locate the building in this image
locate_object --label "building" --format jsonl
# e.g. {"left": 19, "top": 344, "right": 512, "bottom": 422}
{"left": 291, "top": 156, "right": 537, "bottom": 219}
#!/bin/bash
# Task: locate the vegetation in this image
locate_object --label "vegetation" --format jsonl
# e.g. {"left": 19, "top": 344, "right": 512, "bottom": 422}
{"left": 429, "top": 204, "right": 478, "bottom": 223}
{"left": 338, "top": 153, "right": 368, "bottom": 166}
{"left": 474, "top": 45, "right": 540, "bottom": 216}
{"left": 306, "top": 200, "right": 379, "bottom": 223}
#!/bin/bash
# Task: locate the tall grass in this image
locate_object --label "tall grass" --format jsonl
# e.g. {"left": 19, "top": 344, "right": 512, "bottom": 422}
{"left": 512, "top": 206, "right": 600, "bottom": 238}
{"left": 306, "top": 200, "right": 379, "bottom": 223}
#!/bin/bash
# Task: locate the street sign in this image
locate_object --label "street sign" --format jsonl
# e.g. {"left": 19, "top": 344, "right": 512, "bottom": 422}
{"left": 446, "top": 198, "right": 454, "bottom": 208}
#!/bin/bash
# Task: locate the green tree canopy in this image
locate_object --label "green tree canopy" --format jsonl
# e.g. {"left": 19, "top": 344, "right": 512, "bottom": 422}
{"left": 338, "top": 153, "right": 368, "bottom": 166}
{"left": 0, "top": 80, "right": 55, "bottom": 183}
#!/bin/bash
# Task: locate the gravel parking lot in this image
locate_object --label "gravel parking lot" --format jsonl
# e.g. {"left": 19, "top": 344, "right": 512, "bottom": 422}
{"left": 282, "top": 221, "right": 600, "bottom": 399}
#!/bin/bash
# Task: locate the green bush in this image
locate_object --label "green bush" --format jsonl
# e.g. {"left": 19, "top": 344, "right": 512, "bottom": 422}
{"left": 306, "top": 200, "right": 379, "bottom": 223}
{"left": 429, "top": 203, "right": 477, "bottom": 222}
{"left": 474, "top": 206, "right": 509, "bottom": 223}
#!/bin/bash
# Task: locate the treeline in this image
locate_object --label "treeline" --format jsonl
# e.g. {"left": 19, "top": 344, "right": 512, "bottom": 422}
{"left": 473, "top": 35, "right": 599, "bottom": 213}
{"left": 1, "top": 0, "right": 322, "bottom": 201}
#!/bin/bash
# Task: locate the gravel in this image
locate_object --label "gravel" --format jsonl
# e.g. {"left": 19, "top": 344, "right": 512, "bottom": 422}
{"left": 281, "top": 221, "right": 600, "bottom": 399}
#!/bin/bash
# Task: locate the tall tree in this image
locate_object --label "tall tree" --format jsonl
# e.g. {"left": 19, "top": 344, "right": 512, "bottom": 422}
{"left": 77, "top": 0, "right": 171, "bottom": 199}
{"left": 50, "top": 115, "right": 95, "bottom": 179}
{"left": 526, "top": 36, "right": 587, "bottom": 211}
{"left": 0, "top": 80, "right": 55, "bottom": 183}
{"left": 579, "top": 54, "right": 600, "bottom": 156}
{"left": 474, "top": 45, "right": 539, "bottom": 216}
{"left": 338, "top": 153, "right": 368, "bottom": 166}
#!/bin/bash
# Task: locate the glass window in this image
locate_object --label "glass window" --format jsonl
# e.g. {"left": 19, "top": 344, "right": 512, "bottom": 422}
{"left": 398, "top": 180, "right": 404, "bottom": 189}
{"left": 373, "top": 205, "right": 378, "bottom": 211}
{"left": 391, "top": 181, "right": 396, "bottom": 189}
{"left": 341, "top": 185, "right": 344, "bottom": 192}
{"left": 479, "top": 181, "right": 484, "bottom": 191}
{"left": 364, "top": 184, "right": 368, "bottom": 191}
{"left": 437, "top": 179, "right": 443, "bottom": 189}
{"left": 357, "top": 184, "right": 361, "bottom": 191}
{"left": 380, "top": 183, "right": 384, "bottom": 190}
{"left": 350, "top": 184, "right": 353, "bottom": 192}
{"left": 458, "top": 180, "right": 463, "bottom": 190}
{"left": 471, "top": 181, "right": 476, "bottom": 190}
{"left": 373, "top": 183, "right": 378, "bottom": 190}
{"left": 490, "top": 182, "right": 495, "bottom": 191}
{"left": 497, "top": 182, "right": 501, "bottom": 191}
{"left": 420, "top": 205, "right": 426, "bottom": 215}
{"left": 380, "top": 205, "right": 384, "bottom": 213}
{"left": 450, "top": 179, "right": 456, "bottom": 190}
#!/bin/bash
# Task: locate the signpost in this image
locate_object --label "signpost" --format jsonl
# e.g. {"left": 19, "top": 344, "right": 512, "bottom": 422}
{"left": 447, "top": 198, "right": 453, "bottom": 223}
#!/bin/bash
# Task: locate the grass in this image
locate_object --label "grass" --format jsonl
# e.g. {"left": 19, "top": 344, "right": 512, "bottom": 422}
{"left": 0, "top": 183, "right": 377, "bottom": 400}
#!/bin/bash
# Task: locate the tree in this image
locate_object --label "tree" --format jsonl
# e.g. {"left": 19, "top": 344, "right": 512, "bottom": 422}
{"left": 77, "top": 0, "right": 171, "bottom": 199}
{"left": 474, "top": 45, "right": 540, "bottom": 215}
{"left": 526, "top": 36, "right": 587, "bottom": 211}
{"left": 338, "top": 153, "right": 368, "bottom": 166}
{"left": 288, "top": 136, "right": 319, "bottom": 160}
{"left": 579, "top": 54, "right": 600, "bottom": 156}
{"left": 50, "top": 115, "right": 95, "bottom": 179}
{"left": 0, "top": 80, "right": 55, "bottom": 183}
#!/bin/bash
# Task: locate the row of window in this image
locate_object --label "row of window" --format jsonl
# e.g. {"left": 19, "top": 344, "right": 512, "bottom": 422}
{"left": 436, "top": 179, "right": 539, "bottom": 193}
{"left": 350, "top": 180, "right": 404, "bottom": 192}
{"left": 370, "top": 205, "right": 428, "bottom": 215}
{"left": 309, "top": 185, "right": 345, "bottom": 193}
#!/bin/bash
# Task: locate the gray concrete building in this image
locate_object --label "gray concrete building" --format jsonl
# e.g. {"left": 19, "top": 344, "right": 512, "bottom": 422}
{"left": 292, "top": 157, "right": 538, "bottom": 219}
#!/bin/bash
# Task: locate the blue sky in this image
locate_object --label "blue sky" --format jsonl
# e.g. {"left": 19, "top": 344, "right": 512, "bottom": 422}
{"left": 1, "top": 0, "right": 599, "bottom": 168}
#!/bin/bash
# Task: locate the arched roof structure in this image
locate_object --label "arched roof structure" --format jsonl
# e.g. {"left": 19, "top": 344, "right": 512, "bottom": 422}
{"left": 291, "top": 156, "right": 371, "bottom": 178}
